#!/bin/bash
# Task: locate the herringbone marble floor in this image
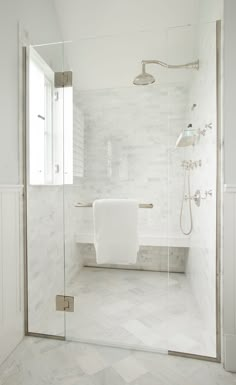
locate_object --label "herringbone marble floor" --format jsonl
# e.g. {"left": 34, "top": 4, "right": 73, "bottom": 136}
{"left": 66, "top": 267, "right": 215, "bottom": 356}
{"left": 0, "top": 337, "right": 235, "bottom": 385}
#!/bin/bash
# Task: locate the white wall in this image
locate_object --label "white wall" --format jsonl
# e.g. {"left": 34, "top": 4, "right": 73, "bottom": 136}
{"left": 223, "top": 0, "right": 236, "bottom": 185}
{"left": 223, "top": 0, "right": 236, "bottom": 372}
{"left": 0, "top": 0, "right": 62, "bottom": 365}
{"left": 198, "top": 0, "right": 223, "bottom": 23}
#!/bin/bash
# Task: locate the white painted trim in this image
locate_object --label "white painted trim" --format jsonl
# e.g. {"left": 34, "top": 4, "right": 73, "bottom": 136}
{"left": 0, "top": 187, "right": 24, "bottom": 365}
{"left": 223, "top": 191, "right": 236, "bottom": 371}
{"left": 224, "top": 184, "right": 236, "bottom": 193}
{"left": 224, "top": 335, "right": 236, "bottom": 371}
{"left": 18, "top": 23, "right": 30, "bottom": 187}
{"left": 0, "top": 185, "right": 24, "bottom": 192}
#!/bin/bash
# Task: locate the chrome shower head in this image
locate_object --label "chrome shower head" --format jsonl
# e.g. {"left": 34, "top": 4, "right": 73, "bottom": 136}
{"left": 133, "top": 59, "right": 199, "bottom": 86}
{"left": 133, "top": 63, "right": 155, "bottom": 85}
{"left": 133, "top": 71, "right": 155, "bottom": 85}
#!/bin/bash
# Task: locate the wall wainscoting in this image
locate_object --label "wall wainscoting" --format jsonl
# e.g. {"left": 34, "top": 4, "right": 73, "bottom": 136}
{"left": 0, "top": 185, "right": 24, "bottom": 365}
{"left": 223, "top": 184, "right": 236, "bottom": 371}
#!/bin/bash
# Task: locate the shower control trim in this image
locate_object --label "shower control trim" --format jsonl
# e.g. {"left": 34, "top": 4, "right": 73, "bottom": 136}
{"left": 184, "top": 189, "right": 213, "bottom": 207}
{"left": 181, "top": 160, "right": 202, "bottom": 170}
{"left": 198, "top": 123, "right": 213, "bottom": 136}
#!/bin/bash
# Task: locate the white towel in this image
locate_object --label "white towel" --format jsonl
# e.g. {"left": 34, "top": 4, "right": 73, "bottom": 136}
{"left": 93, "top": 199, "right": 139, "bottom": 265}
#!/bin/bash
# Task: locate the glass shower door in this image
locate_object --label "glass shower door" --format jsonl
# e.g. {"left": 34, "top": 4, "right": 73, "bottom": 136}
{"left": 167, "top": 21, "right": 218, "bottom": 358}
{"left": 26, "top": 42, "right": 66, "bottom": 337}
{"left": 63, "top": 37, "right": 170, "bottom": 352}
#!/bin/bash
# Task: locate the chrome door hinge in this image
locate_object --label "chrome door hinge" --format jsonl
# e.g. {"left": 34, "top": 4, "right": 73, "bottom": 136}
{"left": 54, "top": 71, "right": 72, "bottom": 88}
{"left": 56, "top": 295, "right": 74, "bottom": 312}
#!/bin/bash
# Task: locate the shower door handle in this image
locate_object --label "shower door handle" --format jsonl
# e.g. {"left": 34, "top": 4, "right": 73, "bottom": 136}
{"left": 37, "top": 114, "right": 45, "bottom": 120}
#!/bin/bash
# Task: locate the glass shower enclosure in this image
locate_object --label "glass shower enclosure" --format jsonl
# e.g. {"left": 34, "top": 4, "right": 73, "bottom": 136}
{"left": 25, "top": 20, "right": 220, "bottom": 360}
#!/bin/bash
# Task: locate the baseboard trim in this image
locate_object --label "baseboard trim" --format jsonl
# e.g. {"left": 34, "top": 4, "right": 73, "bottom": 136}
{"left": 224, "top": 334, "right": 236, "bottom": 372}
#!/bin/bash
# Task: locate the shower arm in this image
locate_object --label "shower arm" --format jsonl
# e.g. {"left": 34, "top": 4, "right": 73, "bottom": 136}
{"left": 141, "top": 60, "right": 199, "bottom": 72}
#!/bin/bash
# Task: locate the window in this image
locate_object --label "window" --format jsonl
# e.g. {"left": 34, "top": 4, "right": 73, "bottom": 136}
{"left": 29, "top": 48, "right": 73, "bottom": 185}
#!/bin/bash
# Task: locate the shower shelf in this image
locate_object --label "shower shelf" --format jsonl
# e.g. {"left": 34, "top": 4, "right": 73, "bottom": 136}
{"left": 75, "top": 233, "right": 190, "bottom": 248}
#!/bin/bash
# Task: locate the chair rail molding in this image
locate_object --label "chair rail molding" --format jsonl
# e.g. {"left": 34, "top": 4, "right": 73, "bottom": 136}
{"left": 224, "top": 184, "right": 236, "bottom": 193}
{"left": 0, "top": 184, "right": 24, "bottom": 365}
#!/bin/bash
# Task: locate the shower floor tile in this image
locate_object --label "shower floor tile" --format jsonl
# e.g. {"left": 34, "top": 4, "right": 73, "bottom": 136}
{"left": 65, "top": 267, "right": 216, "bottom": 357}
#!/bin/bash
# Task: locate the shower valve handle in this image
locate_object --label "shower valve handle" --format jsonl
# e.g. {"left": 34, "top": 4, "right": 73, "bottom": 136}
{"left": 185, "top": 189, "right": 213, "bottom": 207}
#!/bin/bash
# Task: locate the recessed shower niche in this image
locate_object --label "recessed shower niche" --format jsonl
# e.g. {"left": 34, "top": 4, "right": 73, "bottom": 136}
{"left": 25, "top": 20, "right": 220, "bottom": 360}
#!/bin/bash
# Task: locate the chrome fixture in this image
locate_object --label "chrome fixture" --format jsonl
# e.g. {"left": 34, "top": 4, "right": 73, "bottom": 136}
{"left": 54, "top": 71, "right": 73, "bottom": 88}
{"left": 176, "top": 122, "right": 213, "bottom": 148}
{"left": 133, "top": 59, "right": 199, "bottom": 85}
{"left": 181, "top": 160, "right": 202, "bottom": 170}
{"left": 184, "top": 189, "right": 213, "bottom": 207}
{"left": 198, "top": 122, "right": 213, "bottom": 136}
{"left": 56, "top": 295, "right": 74, "bottom": 312}
{"left": 176, "top": 124, "right": 197, "bottom": 147}
{"left": 75, "top": 202, "right": 154, "bottom": 208}
{"left": 133, "top": 69, "right": 155, "bottom": 86}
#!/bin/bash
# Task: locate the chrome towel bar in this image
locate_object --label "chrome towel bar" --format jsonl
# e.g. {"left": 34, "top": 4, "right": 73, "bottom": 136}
{"left": 74, "top": 202, "right": 153, "bottom": 208}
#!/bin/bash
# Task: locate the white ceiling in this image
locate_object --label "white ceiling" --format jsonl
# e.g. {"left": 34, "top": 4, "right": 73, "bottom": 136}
{"left": 53, "top": 0, "right": 200, "bottom": 41}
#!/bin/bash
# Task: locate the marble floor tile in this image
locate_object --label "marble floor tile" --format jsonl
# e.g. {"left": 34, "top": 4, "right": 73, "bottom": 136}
{"left": 65, "top": 267, "right": 215, "bottom": 356}
{"left": 76, "top": 350, "right": 108, "bottom": 375}
{"left": 130, "top": 372, "right": 162, "bottom": 385}
{"left": 92, "top": 367, "right": 126, "bottom": 385}
{"left": 112, "top": 356, "right": 148, "bottom": 383}
{"left": 0, "top": 337, "right": 236, "bottom": 385}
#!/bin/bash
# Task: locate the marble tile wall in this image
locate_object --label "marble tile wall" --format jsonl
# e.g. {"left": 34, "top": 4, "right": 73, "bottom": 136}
{"left": 71, "top": 85, "right": 188, "bottom": 236}
{"left": 64, "top": 85, "right": 188, "bottom": 271}
{"left": 63, "top": 84, "right": 189, "bottom": 281}
{"left": 27, "top": 186, "right": 65, "bottom": 336}
{"left": 179, "top": 22, "right": 217, "bottom": 350}
{"left": 78, "top": 244, "right": 188, "bottom": 273}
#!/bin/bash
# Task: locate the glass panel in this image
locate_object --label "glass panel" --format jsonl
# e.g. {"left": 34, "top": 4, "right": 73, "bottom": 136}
{"left": 167, "top": 22, "right": 217, "bottom": 357}
{"left": 27, "top": 43, "right": 65, "bottom": 336}
{"left": 62, "top": 22, "right": 218, "bottom": 358}
{"left": 63, "top": 35, "right": 170, "bottom": 352}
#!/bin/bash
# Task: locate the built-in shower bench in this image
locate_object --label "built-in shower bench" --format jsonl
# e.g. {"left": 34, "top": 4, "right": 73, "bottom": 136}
{"left": 75, "top": 234, "right": 190, "bottom": 273}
